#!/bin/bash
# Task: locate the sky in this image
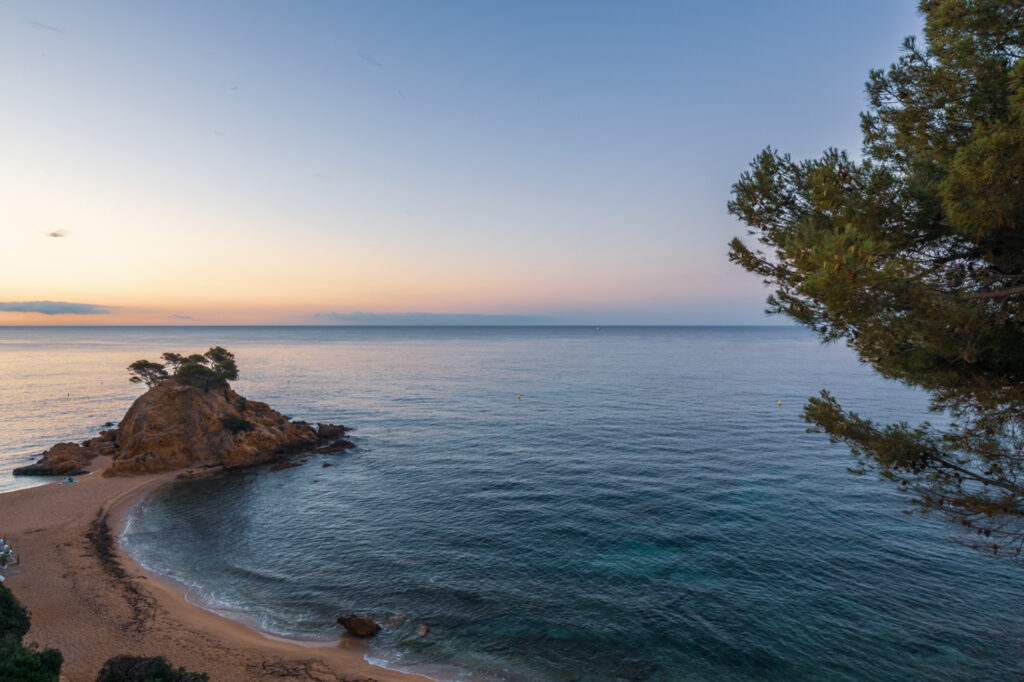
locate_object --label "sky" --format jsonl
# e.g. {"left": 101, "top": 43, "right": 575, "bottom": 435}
{"left": 1, "top": 1, "right": 923, "bottom": 325}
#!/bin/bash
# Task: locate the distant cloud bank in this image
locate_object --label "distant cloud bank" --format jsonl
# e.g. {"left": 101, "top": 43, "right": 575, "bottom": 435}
{"left": 170, "top": 314, "right": 193, "bottom": 320}
{"left": 313, "top": 311, "right": 558, "bottom": 325}
{"left": 0, "top": 301, "right": 111, "bottom": 315}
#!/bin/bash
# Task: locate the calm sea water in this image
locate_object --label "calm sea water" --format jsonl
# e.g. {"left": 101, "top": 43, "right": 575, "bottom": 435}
{"left": 2, "top": 326, "right": 1022, "bottom": 680}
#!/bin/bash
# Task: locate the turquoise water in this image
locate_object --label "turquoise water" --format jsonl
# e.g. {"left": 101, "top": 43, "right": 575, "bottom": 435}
{"left": 2, "top": 327, "right": 1023, "bottom": 680}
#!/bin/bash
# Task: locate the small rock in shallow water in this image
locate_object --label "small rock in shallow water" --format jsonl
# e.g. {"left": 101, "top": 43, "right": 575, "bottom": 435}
{"left": 322, "top": 462, "right": 332, "bottom": 467}
{"left": 417, "top": 624, "right": 430, "bottom": 637}
{"left": 337, "top": 614, "right": 381, "bottom": 637}
{"left": 317, "top": 423, "right": 348, "bottom": 440}
{"left": 321, "top": 439, "right": 356, "bottom": 453}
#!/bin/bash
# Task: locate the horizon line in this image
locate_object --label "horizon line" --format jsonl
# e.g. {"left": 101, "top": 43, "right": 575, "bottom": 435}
{"left": 0, "top": 322, "right": 797, "bottom": 328}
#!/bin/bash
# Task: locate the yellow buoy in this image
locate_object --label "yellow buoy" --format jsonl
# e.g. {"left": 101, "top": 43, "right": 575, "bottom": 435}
{"left": 778, "top": 400, "right": 782, "bottom": 407}
{"left": 517, "top": 394, "right": 522, "bottom": 400}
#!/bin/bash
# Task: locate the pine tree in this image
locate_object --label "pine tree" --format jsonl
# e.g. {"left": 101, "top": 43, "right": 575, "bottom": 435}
{"left": 728, "top": 0, "right": 1024, "bottom": 557}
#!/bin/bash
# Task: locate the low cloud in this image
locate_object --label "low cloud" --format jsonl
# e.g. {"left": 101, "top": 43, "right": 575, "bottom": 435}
{"left": 170, "top": 314, "right": 193, "bottom": 320}
{"left": 312, "top": 311, "right": 558, "bottom": 325}
{"left": 0, "top": 301, "right": 111, "bottom": 315}
{"left": 46, "top": 229, "right": 68, "bottom": 238}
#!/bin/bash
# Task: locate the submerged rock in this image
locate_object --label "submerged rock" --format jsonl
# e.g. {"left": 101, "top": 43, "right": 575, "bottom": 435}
{"left": 320, "top": 438, "right": 356, "bottom": 453}
{"left": 337, "top": 614, "right": 381, "bottom": 637}
{"left": 268, "top": 461, "right": 304, "bottom": 472}
{"left": 416, "top": 624, "right": 430, "bottom": 637}
{"left": 13, "top": 442, "right": 97, "bottom": 476}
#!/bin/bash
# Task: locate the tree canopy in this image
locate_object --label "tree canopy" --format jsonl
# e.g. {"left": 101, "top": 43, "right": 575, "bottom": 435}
{"left": 95, "top": 656, "right": 208, "bottom": 682}
{"left": 127, "top": 360, "right": 168, "bottom": 388}
{"left": 0, "top": 584, "right": 63, "bottom": 682}
{"left": 127, "top": 347, "right": 239, "bottom": 391}
{"left": 728, "top": 0, "right": 1024, "bottom": 557}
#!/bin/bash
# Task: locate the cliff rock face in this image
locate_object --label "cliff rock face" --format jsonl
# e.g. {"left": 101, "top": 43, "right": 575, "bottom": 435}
{"left": 106, "top": 382, "right": 320, "bottom": 475}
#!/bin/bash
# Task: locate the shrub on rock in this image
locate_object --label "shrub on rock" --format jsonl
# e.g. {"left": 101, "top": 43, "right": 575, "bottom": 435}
{"left": 95, "top": 655, "right": 208, "bottom": 682}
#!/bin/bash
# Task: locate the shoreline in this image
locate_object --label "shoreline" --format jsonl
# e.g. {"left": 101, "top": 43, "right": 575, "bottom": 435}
{"left": 0, "top": 458, "right": 431, "bottom": 681}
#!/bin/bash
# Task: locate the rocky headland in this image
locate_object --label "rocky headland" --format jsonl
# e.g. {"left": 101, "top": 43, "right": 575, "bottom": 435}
{"left": 1, "top": 347, "right": 432, "bottom": 681}
{"left": 14, "top": 347, "right": 354, "bottom": 477}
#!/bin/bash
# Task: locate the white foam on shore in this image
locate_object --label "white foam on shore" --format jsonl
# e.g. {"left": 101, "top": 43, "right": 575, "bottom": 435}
{"left": 363, "top": 654, "right": 486, "bottom": 682}
{"left": 121, "top": 502, "right": 484, "bottom": 681}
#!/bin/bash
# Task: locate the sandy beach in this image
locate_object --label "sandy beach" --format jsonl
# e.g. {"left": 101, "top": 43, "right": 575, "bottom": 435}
{"left": 0, "top": 458, "right": 427, "bottom": 682}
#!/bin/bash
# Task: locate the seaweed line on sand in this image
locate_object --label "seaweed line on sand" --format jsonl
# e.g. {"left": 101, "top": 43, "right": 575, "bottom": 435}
{"left": 85, "top": 507, "right": 157, "bottom": 633}
{"left": 246, "top": 659, "right": 373, "bottom": 682}
{"left": 86, "top": 508, "right": 368, "bottom": 681}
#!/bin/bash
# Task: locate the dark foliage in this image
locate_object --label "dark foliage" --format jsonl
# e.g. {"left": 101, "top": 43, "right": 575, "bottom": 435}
{"left": 127, "top": 347, "right": 239, "bottom": 392}
{"left": 220, "top": 414, "right": 255, "bottom": 433}
{"left": 95, "top": 655, "right": 208, "bottom": 682}
{"left": 0, "top": 583, "right": 29, "bottom": 640}
{"left": 728, "top": 0, "right": 1024, "bottom": 557}
{"left": 0, "top": 585, "right": 62, "bottom": 682}
{"left": 160, "top": 352, "right": 184, "bottom": 372}
{"left": 127, "top": 360, "right": 168, "bottom": 388}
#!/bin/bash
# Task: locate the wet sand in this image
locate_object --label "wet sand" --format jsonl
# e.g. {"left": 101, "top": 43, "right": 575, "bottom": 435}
{"left": 0, "top": 457, "right": 428, "bottom": 682}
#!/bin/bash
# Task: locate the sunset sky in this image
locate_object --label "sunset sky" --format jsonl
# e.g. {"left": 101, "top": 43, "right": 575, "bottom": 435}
{"left": 2, "top": 1, "right": 921, "bottom": 325}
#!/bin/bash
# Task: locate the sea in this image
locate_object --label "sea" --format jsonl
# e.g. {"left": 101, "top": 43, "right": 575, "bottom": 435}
{"left": 1, "top": 326, "right": 1022, "bottom": 681}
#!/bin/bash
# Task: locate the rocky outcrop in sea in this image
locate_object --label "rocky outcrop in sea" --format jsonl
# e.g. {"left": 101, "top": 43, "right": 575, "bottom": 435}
{"left": 15, "top": 381, "right": 351, "bottom": 477}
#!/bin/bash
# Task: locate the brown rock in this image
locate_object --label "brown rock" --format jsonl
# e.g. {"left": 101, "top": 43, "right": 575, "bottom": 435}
{"left": 268, "top": 460, "right": 303, "bottom": 472}
{"left": 416, "top": 624, "right": 430, "bottom": 637}
{"left": 317, "top": 423, "right": 348, "bottom": 440}
{"left": 321, "top": 439, "right": 356, "bottom": 453}
{"left": 96, "top": 441, "right": 118, "bottom": 456}
{"left": 13, "top": 442, "right": 98, "bottom": 476}
{"left": 86, "top": 428, "right": 119, "bottom": 449}
{"left": 105, "top": 381, "right": 320, "bottom": 476}
{"left": 337, "top": 614, "right": 381, "bottom": 637}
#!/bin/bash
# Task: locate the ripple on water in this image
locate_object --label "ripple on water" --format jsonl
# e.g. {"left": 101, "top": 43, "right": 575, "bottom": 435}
{"left": 3, "top": 327, "right": 1023, "bottom": 680}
